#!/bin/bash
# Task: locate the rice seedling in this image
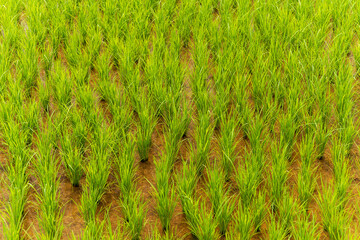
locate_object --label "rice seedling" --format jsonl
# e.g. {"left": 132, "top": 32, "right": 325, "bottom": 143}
{"left": 60, "top": 128, "right": 84, "bottom": 187}
{"left": 297, "top": 164, "right": 316, "bottom": 210}
{"left": 297, "top": 132, "right": 317, "bottom": 209}
{"left": 219, "top": 113, "right": 238, "bottom": 180}
{"left": 0, "top": 100, "right": 14, "bottom": 131}
{"left": 17, "top": 32, "right": 39, "bottom": 97}
{"left": 146, "top": 227, "right": 175, "bottom": 240}
{"left": 268, "top": 216, "right": 287, "bottom": 240}
{"left": 115, "top": 134, "right": 136, "bottom": 199}
{"left": 314, "top": 121, "right": 331, "bottom": 160}
{"left": 95, "top": 49, "right": 112, "bottom": 83}
{"left": 278, "top": 191, "right": 297, "bottom": 235}
{"left": 339, "top": 118, "right": 357, "bottom": 155}
{"left": 177, "top": 161, "right": 198, "bottom": 210}
{"left": 318, "top": 185, "right": 351, "bottom": 239}
{"left": 85, "top": 27, "right": 103, "bottom": 66}
{"left": 110, "top": 103, "right": 133, "bottom": 145}
{"left": 48, "top": 21, "right": 65, "bottom": 61}
{"left": 164, "top": 100, "right": 190, "bottom": 162}
{"left": 120, "top": 191, "right": 147, "bottom": 240}
{"left": 76, "top": 86, "right": 98, "bottom": 130}
{"left": 299, "top": 131, "right": 316, "bottom": 168}
{"left": 72, "top": 58, "right": 92, "bottom": 87}
{"left": 213, "top": 62, "right": 233, "bottom": 128}
{"left": 3, "top": 169, "right": 30, "bottom": 239}
{"left": 270, "top": 143, "right": 288, "bottom": 210}
{"left": 333, "top": 59, "right": 355, "bottom": 152}
{"left": 81, "top": 217, "right": 107, "bottom": 240}
{"left": 331, "top": 141, "right": 351, "bottom": 204}
{"left": 315, "top": 82, "right": 331, "bottom": 128}
{"left": 192, "top": 29, "right": 211, "bottom": 115}
{"left": 234, "top": 204, "right": 254, "bottom": 240}
{"left": 216, "top": 196, "right": 235, "bottom": 236}
{"left": 206, "top": 166, "right": 225, "bottom": 215}
{"left": 152, "top": 154, "right": 177, "bottom": 231}
{"left": 112, "top": 131, "right": 146, "bottom": 239}
{"left": 146, "top": 35, "right": 185, "bottom": 120}
{"left": 177, "top": 159, "right": 215, "bottom": 238}
{"left": 80, "top": 125, "right": 112, "bottom": 223}
{"left": 234, "top": 76, "right": 252, "bottom": 138}
{"left": 252, "top": 192, "right": 267, "bottom": 233}
{"left": 18, "top": 100, "right": 40, "bottom": 144}
{"left": 279, "top": 112, "right": 298, "bottom": 160}
{"left": 186, "top": 199, "right": 219, "bottom": 240}
{"left": 24, "top": 0, "right": 47, "bottom": 47}
{"left": 38, "top": 82, "right": 50, "bottom": 112}
{"left": 136, "top": 89, "right": 157, "bottom": 162}
{"left": 236, "top": 152, "right": 262, "bottom": 208}
{"left": 175, "top": 7, "right": 193, "bottom": 47}
{"left": 108, "top": 36, "right": 122, "bottom": 67}
{"left": 153, "top": 0, "right": 176, "bottom": 36}
{"left": 145, "top": 39, "right": 165, "bottom": 99}
{"left": 247, "top": 114, "right": 268, "bottom": 165}
{"left": 206, "top": 166, "right": 235, "bottom": 235}
{"left": 292, "top": 212, "right": 320, "bottom": 240}
{"left": 0, "top": 46, "right": 12, "bottom": 94}
{"left": 106, "top": 216, "right": 126, "bottom": 240}
{"left": 33, "top": 118, "right": 63, "bottom": 239}
{"left": 69, "top": 109, "right": 88, "bottom": 153}
{"left": 6, "top": 79, "right": 24, "bottom": 111}
{"left": 0, "top": 4, "right": 20, "bottom": 43}
{"left": 51, "top": 60, "right": 72, "bottom": 111}
{"left": 252, "top": 56, "right": 269, "bottom": 113}
{"left": 2, "top": 121, "right": 31, "bottom": 240}
{"left": 193, "top": 113, "right": 213, "bottom": 175}
{"left": 65, "top": 29, "right": 83, "bottom": 68}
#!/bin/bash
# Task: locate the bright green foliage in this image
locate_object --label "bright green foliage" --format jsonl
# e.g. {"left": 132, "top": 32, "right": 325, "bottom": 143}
{"left": 278, "top": 191, "right": 297, "bottom": 235}
{"left": 331, "top": 141, "right": 351, "bottom": 205}
{"left": 268, "top": 216, "right": 287, "bottom": 240}
{"left": 60, "top": 127, "right": 84, "bottom": 187}
{"left": 2, "top": 120, "right": 31, "bottom": 240}
{"left": 153, "top": 155, "right": 177, "bottom": 231}
{"left": 51, "top": 61, "right": 73, "bottom": 111}
{"left": 136, "top": 88, "right": 157, "bottom": 162}
{"left": 207, "top": 167, "right": 235, "bottom": 235}
{"left": 298, "top": 132, "right": 317, "bottom": 209}
{"left": 115, "top": 134, "right": 147, "bottom": 239}
{"left": 193, "top": 113, "right": 213, "bottom": 175}
{"left": 234, "top": 204, "right": 254, "bottom": 240}
{"left": 292, "top": 212, "right": 320, "bottom": 240}
{"left": 121, "top": 191, "right": 147, "bottom": 240}
{"left": 81, "top": 125, "right": 112, "bottom": 223}
{"left": 33, "top": 119, "right": 63, "bottom": 239}
{"left": 1, "top": 0, "right": 359, "bottom": 238}
{"left": 115, "top": 134, "right": 137, "bottom": 198}
{"left": 236, "top": 152, "right": 261, "bottom": 208}
{"left": 270, "top": 143, "right": 288, "bottom": 210}
{"left": 319, "top": 186, "right": 351, "bottom": 240}
{"left": 220, "top": 114, "right": 238, "bottom": 180}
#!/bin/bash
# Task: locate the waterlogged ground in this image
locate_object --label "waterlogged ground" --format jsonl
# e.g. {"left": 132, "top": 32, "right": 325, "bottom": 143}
{"left": 1, "top": 0, "right": 360, "bottom": 239}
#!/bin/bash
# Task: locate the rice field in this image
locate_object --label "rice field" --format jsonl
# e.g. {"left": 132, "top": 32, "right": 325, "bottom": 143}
{"left": 1, "top": 0, "right": 360, "bottom": 239}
